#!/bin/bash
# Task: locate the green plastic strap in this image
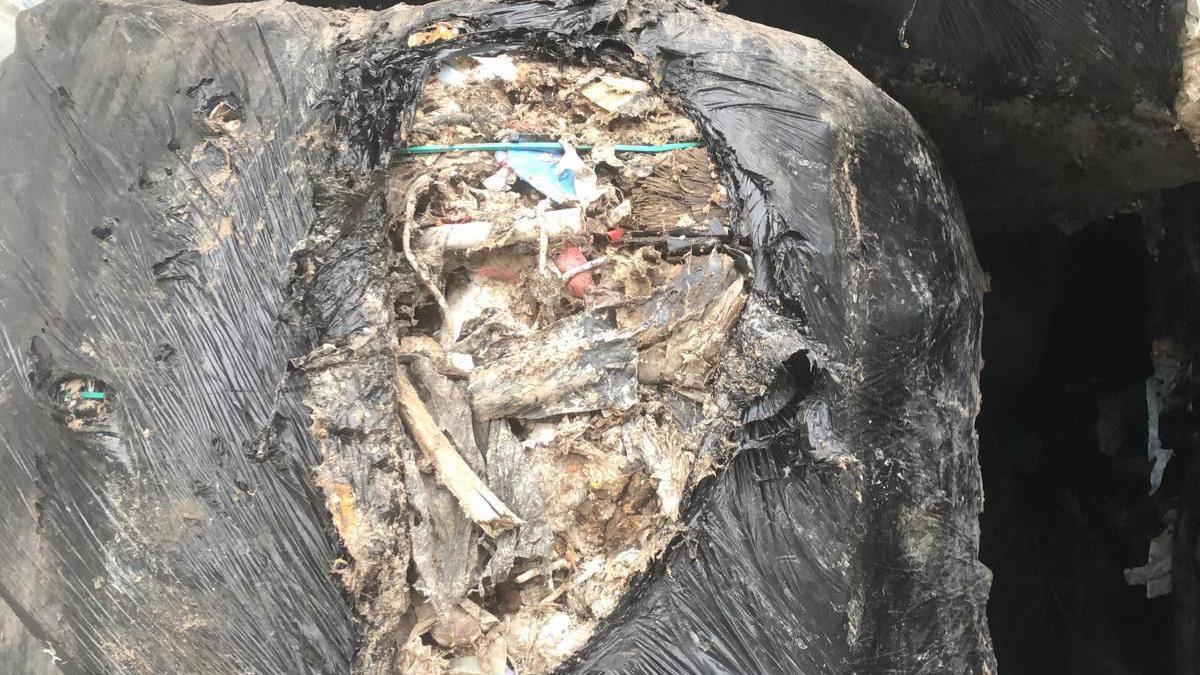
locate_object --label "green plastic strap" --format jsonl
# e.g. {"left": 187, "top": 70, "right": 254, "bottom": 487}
{"left": 397, "top": 140, "right": 704, "bottom": 155}
{"left": 80, "top": 391, "right": 106, "bottom": 400}
{"left": 609, "top": 141, "right": 704, "bottom": 153}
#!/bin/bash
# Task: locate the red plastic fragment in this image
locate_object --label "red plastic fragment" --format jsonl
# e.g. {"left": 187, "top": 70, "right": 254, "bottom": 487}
{"left": 555, "top": 243, "right": 593, "bottom": 298}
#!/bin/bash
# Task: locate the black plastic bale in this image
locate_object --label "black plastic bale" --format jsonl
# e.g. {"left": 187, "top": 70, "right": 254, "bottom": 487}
{"left": 0, "top": 0, "right": 990, "bottom": 672}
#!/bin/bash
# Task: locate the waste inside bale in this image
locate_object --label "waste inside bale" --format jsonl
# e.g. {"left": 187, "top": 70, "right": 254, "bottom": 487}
{"left": 339, "top": 55, "right": 750, "bottom": 674}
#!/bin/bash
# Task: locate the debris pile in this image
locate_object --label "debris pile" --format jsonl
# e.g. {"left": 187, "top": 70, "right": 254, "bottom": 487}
{"left": 379, "top": 55, "right": 749, "bottom": 673}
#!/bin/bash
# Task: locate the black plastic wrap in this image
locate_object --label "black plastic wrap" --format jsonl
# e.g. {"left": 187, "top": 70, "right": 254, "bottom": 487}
{"left": 730, "top": 0, "right": 1184, "bottom": 106}
{"left": 725, "top": 0, "right": 1200, "bottom": 228}
{"left": 0, "top": 0, "right": 992, "bottom": 672}
{"left": 0, "top": 2, "right": 355, "bottom": 672}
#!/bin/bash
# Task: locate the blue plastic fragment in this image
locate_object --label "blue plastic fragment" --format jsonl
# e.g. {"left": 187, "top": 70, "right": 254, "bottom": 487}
{"left": 497, "top": 149, "right": 577, "bottom": 204}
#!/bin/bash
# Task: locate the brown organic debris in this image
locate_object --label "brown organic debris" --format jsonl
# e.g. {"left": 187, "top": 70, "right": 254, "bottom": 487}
{"left": 407, "top": 20, "right": 466, "bottom": 48}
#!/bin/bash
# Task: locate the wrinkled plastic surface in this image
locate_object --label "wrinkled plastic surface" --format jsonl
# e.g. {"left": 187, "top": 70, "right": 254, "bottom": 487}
{"left": 0, "top": 2, "right": 354, "bottom": 672}
{"left": 0, "top": 0, "right": 991, "bottom": 672}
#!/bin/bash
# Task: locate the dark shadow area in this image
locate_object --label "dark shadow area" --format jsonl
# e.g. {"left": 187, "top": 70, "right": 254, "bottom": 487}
{"left": 975, "top": 216, "right": 1159, "bottom": 673}
{"left": 710, "top": 0, "right": 872, "bottom": 55}
{"left": 974, "top": 204, "right": 1200, "bottom": 673}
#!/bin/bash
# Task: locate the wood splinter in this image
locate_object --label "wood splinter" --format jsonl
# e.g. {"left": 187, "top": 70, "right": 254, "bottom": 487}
{"left": 393, "top": 363, "right": 524, "bottom": 537}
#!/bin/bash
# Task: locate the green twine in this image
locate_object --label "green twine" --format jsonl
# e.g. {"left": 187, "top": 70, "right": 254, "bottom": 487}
{"left": 397, "top": 140, "right": 704, "bottom": 155}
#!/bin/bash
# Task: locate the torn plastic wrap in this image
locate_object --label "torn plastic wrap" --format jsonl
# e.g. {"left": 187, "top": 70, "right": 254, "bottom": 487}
{"left": 0, "top": 0, "right": 992, "bottom": 672}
